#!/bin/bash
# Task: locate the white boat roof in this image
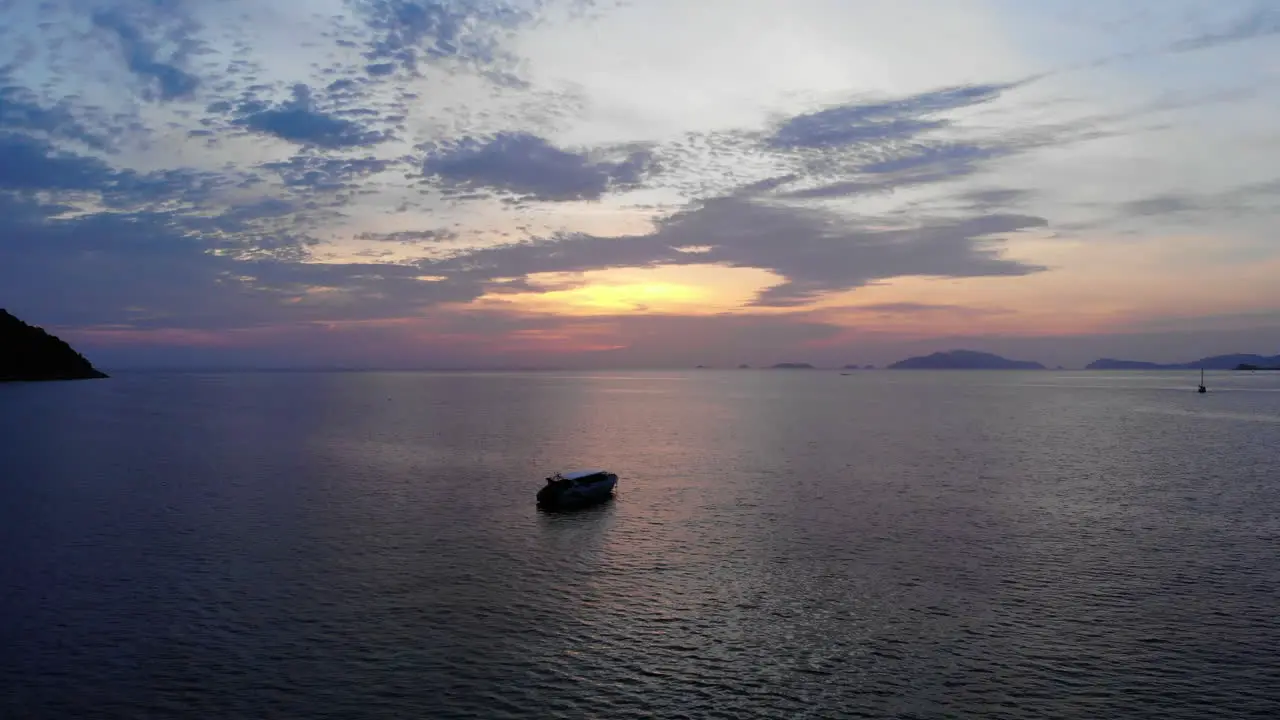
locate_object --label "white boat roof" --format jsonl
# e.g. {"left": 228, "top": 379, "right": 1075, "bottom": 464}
{"left": 561, "top": 469, "right": 609, "bottom": 480}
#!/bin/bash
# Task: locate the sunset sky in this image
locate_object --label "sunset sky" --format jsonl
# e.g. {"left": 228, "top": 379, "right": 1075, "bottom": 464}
{"left": 3, "top": 0, "right": 1280, "bottom": 368}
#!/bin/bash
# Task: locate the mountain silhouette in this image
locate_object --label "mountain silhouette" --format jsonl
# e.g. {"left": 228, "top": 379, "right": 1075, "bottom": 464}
{"left": 1087, "top": 353, "right": 1280, "bottom": 370}
{"left": 888, "top": 349, "right": 1045, "bottom": 370}
{"left": 1, "top": 310, "right": 108, "bottom": 382}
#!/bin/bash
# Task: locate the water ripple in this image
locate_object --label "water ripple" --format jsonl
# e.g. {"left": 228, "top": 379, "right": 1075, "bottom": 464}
{"left": 2, "top": 371, "right": 1279, "bottom": 718}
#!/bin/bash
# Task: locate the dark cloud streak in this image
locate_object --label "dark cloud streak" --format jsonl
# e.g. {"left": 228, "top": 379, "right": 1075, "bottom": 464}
{"left": 92, "top": 9, "right": 200, "bottom": 101}
{"left": 422, "top": 132, "right": 654, "bottom": 201}
{"left": 0, "top": 83, "right": 111, "bottom": 150}
{"left": 349, "top": 0, "right": 538, "bottom": 76}
{"left": 420, "top": 194, "right": 1047, "bottom": 307}
{"left": 1170, "top": 6, "right": 1280, "bottom": 53}
{"left": 355, "top": 228, "right": 460, "bottom": 243}
{"left": 0, "top": 132, "right": 115, "bottom": 191}
{"left": 0, "top": 193, "right": 483, "bottom": 331}
{"left": 767, "top": 83, "right": 1015, "bottom": 150}
{"left": 232, "top": 85, "right": 389, "bottom": 149}
{"left": 262, "top": 154, "right": 392, "bottom": 190}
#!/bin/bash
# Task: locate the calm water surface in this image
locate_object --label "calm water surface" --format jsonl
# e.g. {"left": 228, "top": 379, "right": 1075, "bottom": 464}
{"left": 2, "top": 370, "right": 1279, "bottom": 718}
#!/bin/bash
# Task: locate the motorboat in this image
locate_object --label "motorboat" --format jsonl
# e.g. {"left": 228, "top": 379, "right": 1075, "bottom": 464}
{"left": 536, "top": 469, "right": 618, "bottom": 509}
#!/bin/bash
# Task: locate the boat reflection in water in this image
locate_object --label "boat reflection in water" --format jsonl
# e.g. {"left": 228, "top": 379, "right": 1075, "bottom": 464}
{"left": 536, "top": 469, "right": 618, "bottom": 510}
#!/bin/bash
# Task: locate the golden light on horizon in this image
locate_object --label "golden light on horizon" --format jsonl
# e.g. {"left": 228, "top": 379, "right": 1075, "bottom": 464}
{"left": 480, "top": 264, "right": 786, "bottom": 316}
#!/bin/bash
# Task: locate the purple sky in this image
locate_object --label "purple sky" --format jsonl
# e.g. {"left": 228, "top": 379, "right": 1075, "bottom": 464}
{"left": 3, "top": 0, "right": 1279, "bottom": 368}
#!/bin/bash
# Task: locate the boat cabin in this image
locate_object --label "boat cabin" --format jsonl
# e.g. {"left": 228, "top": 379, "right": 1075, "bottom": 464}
{"left": 537, "top": 468, "right": 618, "bottom": 508}
{"left": 546, "top": 469, "right": 611, "bottom": 486}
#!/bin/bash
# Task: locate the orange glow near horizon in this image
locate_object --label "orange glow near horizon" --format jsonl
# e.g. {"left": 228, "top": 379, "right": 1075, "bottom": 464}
{"left": 802, "top": 232, "right": 1280, "bottom": 337}
{"left": 62, "top": 230, "right": 1280, "bottom": 359}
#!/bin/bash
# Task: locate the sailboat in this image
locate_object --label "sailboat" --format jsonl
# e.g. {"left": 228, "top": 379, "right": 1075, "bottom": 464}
{"left": 1197, "top": 368, "right": 1207, "bottom": 394}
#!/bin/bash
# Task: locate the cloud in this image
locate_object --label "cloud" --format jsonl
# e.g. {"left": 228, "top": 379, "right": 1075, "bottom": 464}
{"left": 355, "top": 229, "right": 460, "bottom": 244}
{"left": 421, "top": 192, "right": 1047, "bottom": 306}
{"left": 735, "top": 210, "right": 1047, "bottom": 307}
{"left": 1121, "top": 195, "right": 1199, "bottom": 217}
{"left": 232, "top": 85, "right": 389, "bottom": 149}
{"left": 0, "top": 131, "right": 242, "bottom": 216}
{"left": 349, "top": 0, "right": 538, "bottom": 75}
{"left": 91, "top": 9, "right": 200, "bottom": 101}
{"left": 262, "top": 154, "right": 392, "bottom": 191}
{"left": 766, "top": 83, "right": 1015, "bottom": 150}
{"left": 775, "top": 146, "right": 1033, "bottom": 202}
{"left": 858, "top": 142, "right": 1004, "bottom": 175}
{"left": 1071, "top": 174, "right": 1280, "bottom": 233}
{"left": 959, "top": 188, "right": 1031, "bottom": 210}
{"left": 1171, "top": 6, "right": 1280, "bottom": 53}
{"left": 422, "top": 133, "right": 654, "bottom": 201}
{"left": 761, "top": 88, "right": 1123, "bottom": 203}
{"left": 5, "top": 0, "right": 1279, "bottom": 371}
{"left": 0, "top": 132, "right": 115, "bottom": 191}
{"left": 0, "top": 194, "right": 485, "bottom": 332}
{"left": 777, "top": 168, "right": 971, "bottom": 200}
{"left": 849, "top": 302, "right": 1010, "bottom": 316}
{"left": 0, "top": 83, "right": 110, "bottom": 151}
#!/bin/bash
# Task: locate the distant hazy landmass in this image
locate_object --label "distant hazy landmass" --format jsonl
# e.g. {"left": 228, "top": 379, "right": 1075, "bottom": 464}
{"left": 888, "top": 350, "right": 1045, "bottom": 370}
{"left": 1, "top": 310, "right": 108, "bottom": 382}
{"left": 1087, "top": 353, "right": 1280, "bottom": 370}
{"left": 771, "top": 362, "right": 815, "bottom": 369}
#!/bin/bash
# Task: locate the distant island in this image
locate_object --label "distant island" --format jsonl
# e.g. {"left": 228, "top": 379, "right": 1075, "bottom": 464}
{"left": 1, "top": 310, "right": 108, "bottom": 382}
{"left": 771, "top": 362, "right": 815, "bottom": 369}
{"left": 1237, "top": 363, "right": 1280, "bottom": 371}
{"left": 1087, "top": 353, "right": 1280, "bottom": 370}
{"left": 888, "top": 349, "right": 1045, "bottom": 370}
{"left": 842, "top": 364, "right": 876, "bottom": 370}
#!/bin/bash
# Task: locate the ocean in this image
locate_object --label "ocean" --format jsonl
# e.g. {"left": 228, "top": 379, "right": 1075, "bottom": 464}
{"left": 2, "top": 370, "right": 1279, "bottom": 718}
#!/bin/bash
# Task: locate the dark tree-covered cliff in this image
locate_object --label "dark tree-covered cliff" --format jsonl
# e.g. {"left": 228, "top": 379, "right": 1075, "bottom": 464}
{"left": 1, "top": 310, "right": 108, "bottom": 382}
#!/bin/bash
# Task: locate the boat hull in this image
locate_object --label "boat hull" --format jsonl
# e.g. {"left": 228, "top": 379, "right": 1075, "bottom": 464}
{"left": 536, "top": 475, "right": 617, "bottom": 510}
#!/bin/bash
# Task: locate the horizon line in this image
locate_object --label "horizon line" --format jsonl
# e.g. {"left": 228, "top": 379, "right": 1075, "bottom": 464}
{"left": 95, "top": 365, "right": 1242, "bottom": 374}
